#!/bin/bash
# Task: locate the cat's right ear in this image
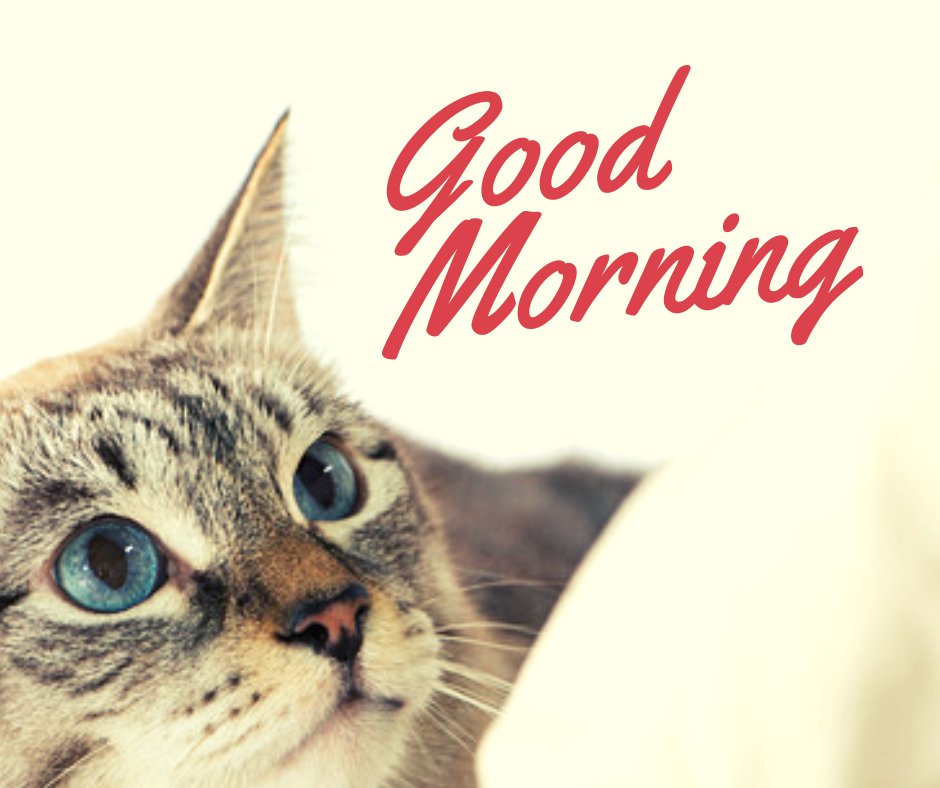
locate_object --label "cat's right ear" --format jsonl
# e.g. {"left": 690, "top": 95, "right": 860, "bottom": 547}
{"left": 146, "top": 112, "right": 300, "bottom": 340}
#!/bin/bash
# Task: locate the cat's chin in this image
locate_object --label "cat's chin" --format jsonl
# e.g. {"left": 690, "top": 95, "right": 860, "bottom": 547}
{"left": 279, "top": 691, "right": 406, "bottom": 767}
{"left": 260, "top": 693, "right": 414, "bottom": 788}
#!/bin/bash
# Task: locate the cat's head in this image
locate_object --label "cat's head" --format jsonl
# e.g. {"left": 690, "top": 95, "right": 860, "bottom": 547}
{"left": 0, "top": 116, "right": 491, "bottom": 787}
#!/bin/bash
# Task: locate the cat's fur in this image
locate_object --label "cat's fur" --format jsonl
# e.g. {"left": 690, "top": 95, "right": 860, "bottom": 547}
{"left": 0, "top": 114, "right": 636, "bottom": 787}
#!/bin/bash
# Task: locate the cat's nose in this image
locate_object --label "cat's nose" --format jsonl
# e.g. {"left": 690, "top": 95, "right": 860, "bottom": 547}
{"left": 283, "top": 584, "right": 370, "bottom": 663}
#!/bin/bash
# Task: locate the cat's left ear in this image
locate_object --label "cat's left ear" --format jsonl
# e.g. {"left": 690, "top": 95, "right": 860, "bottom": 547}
{"left": 147, "top": 112, "right": 300, "bottom": 339}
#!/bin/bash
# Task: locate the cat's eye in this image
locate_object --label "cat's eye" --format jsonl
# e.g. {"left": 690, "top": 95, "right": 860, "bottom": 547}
{"left": 293, "top": 438, "right": 359, "bottom": 521}
{"left": 54, "top": 519, "right": 167, "bottom": 613}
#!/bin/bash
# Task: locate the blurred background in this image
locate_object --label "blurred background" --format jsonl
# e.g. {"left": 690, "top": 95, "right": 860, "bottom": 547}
{"left": 0, "top": 0, "right": 934, "bottom": 472}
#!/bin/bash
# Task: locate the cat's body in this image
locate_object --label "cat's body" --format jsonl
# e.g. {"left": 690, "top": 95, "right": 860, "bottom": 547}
{"left": 0, "top": 115, "right": 636, "bottom": 787}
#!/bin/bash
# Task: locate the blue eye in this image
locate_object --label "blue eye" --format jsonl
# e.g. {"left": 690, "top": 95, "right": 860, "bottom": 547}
{"left": 54, "top": 519, "right": 166, "bottom": 613}
{"left": 293, "top": 439, "right": 359, "bottom": 521}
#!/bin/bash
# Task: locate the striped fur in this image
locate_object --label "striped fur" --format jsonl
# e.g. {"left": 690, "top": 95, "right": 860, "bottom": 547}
{"left": 0, "top": 116, "right": 636, "bottom": 787}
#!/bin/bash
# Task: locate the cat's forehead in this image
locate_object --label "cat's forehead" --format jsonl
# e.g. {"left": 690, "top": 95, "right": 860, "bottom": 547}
{"left": 0, "top": 331, "right": 374, "bottom": 559}
{"left": 1, "top": 330, "right": 343, "bottom": 426}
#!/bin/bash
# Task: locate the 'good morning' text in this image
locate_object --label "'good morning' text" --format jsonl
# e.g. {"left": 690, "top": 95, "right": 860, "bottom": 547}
{"left": 384, "top": 66, "right": 862, "bottom": 359}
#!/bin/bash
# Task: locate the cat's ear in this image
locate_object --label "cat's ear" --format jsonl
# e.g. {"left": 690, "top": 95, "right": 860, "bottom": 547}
{"left": 147, "top": 112, "right": 299, "bottom": 339}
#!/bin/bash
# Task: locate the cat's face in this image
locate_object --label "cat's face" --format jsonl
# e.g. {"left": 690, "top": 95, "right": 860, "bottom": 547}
{"left": 0, "top": 117, "right": 492, "bottom": 787}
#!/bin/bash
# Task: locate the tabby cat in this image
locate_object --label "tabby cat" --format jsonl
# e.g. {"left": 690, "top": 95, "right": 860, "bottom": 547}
{"left": 0, "top": 115, "right": 635, "bottom": 787}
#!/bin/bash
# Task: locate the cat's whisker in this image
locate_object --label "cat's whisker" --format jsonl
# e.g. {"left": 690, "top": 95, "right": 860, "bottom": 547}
{"left": 419, "top": 575, "right": 563, "bottom": 610}
{"left": 430, "top": 697, "right": 478, "bottom": 742}
{"left": 37, "top": 717, "right": 165, "bottom": 788}
{"left": 174, "top": 714, "right": 230, "bottom": 766}
{"left": 438, "top": 669, "right": 513, "bottom": 707}
{"left": 456, "top": 577, "right": 566, "bottom": 594}
{"left": 37, "top": 739, "right": 110, "bottom": 788}
{"left": 433, "top": 682, "right": 502, "bottom": 719}
{"left": 439, "top": 659, "right": 514, "bottom": 691}
{"left": 434, "top": 620, "right": 540, "bottom": 638}
{"left": 438, "top": 633, "right": 531, "bottom": 655}
{"left": 424, "top": 700, "right": 476, "bottom": 756}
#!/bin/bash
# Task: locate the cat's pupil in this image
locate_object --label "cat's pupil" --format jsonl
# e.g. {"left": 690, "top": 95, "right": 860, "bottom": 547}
{"left": 297, "top": 455, "right": 336, "bottom": 509}
{"left": 292, "top": 440, "right": 358, "bottom": 522}
{"left": 87, "top": 535, "right": 128, "bottom": 589}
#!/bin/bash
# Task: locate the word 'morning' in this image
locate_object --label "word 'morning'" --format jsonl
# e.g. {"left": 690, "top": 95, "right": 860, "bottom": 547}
{"left": 381, "top": 211, "right": 861, "bottom": 359}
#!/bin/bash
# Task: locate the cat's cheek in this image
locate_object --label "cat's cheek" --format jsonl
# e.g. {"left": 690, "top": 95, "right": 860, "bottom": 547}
{"left": 358, "top": 605, "right": 441, "bottom": 708}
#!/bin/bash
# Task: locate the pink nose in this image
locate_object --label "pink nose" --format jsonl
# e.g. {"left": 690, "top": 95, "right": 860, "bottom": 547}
{"left": 284, "top": 584, "right": 370, "bottom": 663}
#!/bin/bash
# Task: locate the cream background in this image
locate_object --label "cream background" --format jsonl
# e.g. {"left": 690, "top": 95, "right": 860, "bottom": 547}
{"left": 1, "top": 1, "right": 933, "bottom": 470}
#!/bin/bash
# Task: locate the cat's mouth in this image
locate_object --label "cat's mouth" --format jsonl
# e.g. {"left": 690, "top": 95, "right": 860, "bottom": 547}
{"left": 334, "top": 663, "right": 406, "bottom": 715}
{"left": 336, "top": 684, "right": 406, "bottom": 713}
{"left": 275, "top": 681, "right": 407, "bottom": 770}
{"left": 328, "top": 679, "right": 407, "bottom": 724}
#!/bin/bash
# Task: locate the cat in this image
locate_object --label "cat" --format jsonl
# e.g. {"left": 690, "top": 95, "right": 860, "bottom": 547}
{"left": 0, "top": 113, "right": 637, "bottom": 788}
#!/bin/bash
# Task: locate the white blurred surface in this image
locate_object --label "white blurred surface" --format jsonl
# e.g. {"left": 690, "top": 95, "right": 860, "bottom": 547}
{"left": 480, "top": 334, "right": 940, "bottom": 786}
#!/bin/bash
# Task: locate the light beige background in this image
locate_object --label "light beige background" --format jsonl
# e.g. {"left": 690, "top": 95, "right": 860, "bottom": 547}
{"left": 0, "top": 0, "right": 934, "bottom": 471}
